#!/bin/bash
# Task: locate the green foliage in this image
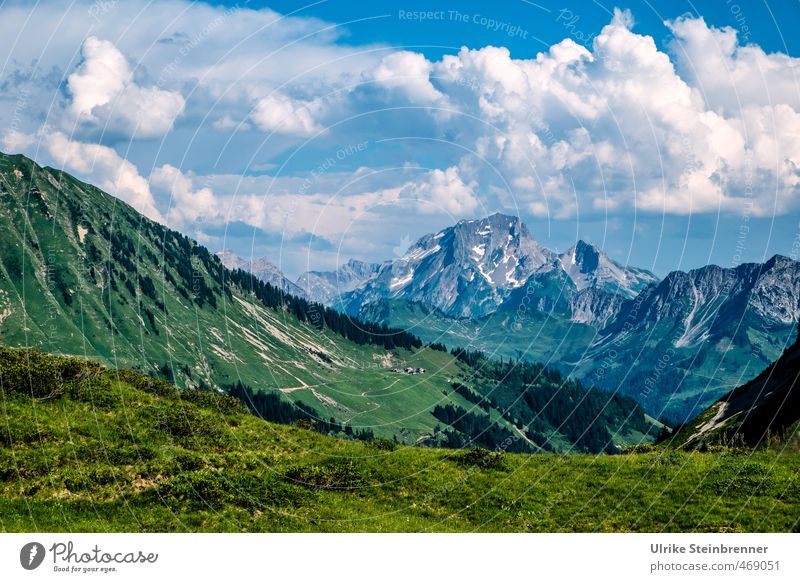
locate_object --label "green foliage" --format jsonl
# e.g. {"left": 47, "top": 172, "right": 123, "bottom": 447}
{"left": 155, "top": 405, "right": 219, "bottom": 439}
{"left": 454, "top": 447, "right": 505, "bottom": 469}
{"left": 0, "top": 348, "right": 103, "bottom": 399}
{"left": 113, "top": 369, "right": 178, "bottom": 398}
{"left": 367, "top": 438, "right": 397, "bottom": 452}
{"left": 705, "top": 461, "right": 776, "bottom": 496}
{"left": 180, "top": 388, "right": 243, "bottom": 415}
{"left": 284, "top": 461, "right": 368, "bottom": 491}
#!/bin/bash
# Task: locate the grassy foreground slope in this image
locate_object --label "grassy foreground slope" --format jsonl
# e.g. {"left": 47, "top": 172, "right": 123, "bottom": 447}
{"left": 1, "top": 349, "right": 798, "bottom": 532}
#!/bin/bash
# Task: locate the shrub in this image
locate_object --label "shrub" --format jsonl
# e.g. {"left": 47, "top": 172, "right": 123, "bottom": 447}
{"left": 113, "top": 368, "right": 178, "bottom": 398}
{"left": 155, "top": 406, "right": 218, "bottom": 439}
{"left": 158, "top": 469, "right": 228, "bottom": 509}
{"left": 0, "top": 348, "right": 107, "bottom": 400}
{"left": 705, "top": 462, "right": 775, "bottom": 495}
{"left": 284, "top": 461, "right": 368, "bottom": 491}
{"left": 454, "top": 447, "right": 505, "bottom": 470}
{"left": 368, "top": 438, "right": 397, "bottom": 452}
{"left": 180, "top": 389, "right": 243, "bottom": 415}
{"left": 62, "top": 466, "right": 122, "bottom": 493}
{"left": 66, "top": 376, "right": 117, "bottom": 407}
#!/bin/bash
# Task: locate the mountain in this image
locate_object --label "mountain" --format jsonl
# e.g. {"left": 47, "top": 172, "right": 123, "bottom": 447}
{"left": 358, "top": 247, "right": 800, "bottom": 424}
{"left": 343, "top": 213, "right": 553, "bottom": 319}
{"left": 216, "top": 250, "right": 306, "bottom": 298}
{"left": 571, "top": 256, "right": 800, "bottom": 423}
{"left": 297, "top": 259, "right": 383, "bottom": 305}
{"left": 342, "top": 215, "right": 658, "bottom": 325}
{"left": 0, "top": 151, "right": 654, "bottom": 452}
{"left": 671, "top": 322, "right": 800, "bottom": 449}
{"left": 497, "top": 241, "right": 658, "bottom": 326}
{"left": 558, "top": 240, "right": 658, "bottom": 298}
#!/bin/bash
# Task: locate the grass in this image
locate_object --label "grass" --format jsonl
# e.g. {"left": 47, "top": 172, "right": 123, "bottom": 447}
{"left": 1, "top": 355, "right": 798, "bottom": 532}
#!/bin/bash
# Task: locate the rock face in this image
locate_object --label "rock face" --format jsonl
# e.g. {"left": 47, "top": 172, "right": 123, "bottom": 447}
{"left": 570, "top": 255, "right": 800, "bottom": 423}
{"left": 498, "top": 240, "right": 656, "bottom": 327}
{"left": 341, "top": 213, "right": 553, "bottom": 318}
{"left": 215, "top": 250, "right": 307, "bottom": 298}
{"left": 296, "top": 259, "right": 383, "bottom": 305}
{"left": 599, "top": 255, "right": 800, "bottom": 345}
{"left": 558, "top": 240, "right": 658, "bottom": 298}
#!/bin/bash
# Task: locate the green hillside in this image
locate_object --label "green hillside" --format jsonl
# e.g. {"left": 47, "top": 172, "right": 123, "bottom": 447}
{"left": 0, "top": 151, "right": 652, "bottom": 452}
{"left": 669, "top": 323, "right": 800, "bottom": 450}
{"left": 360, "top": 298, "right": 796, "bottom": 426}
{"left": 1, "top": 348, "right": 798, "bottom": 532}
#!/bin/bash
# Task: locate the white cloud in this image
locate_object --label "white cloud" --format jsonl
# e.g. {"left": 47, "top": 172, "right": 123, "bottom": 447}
{"left": 44, "top": 131, "right": 163, "bottom": 222}
{"left": 150, "top": 164, "right": 219, "bottom": 226}
{"left": 667, "top": 15, "right": 800, "bottom": 113}
{"left": 2, "top": 0, "right": 800, "bottom": 263}
{"left": 1, "top": 129, "right": 35, "bottom": 151}
{"left": 250, "top": 93, "right": 324, "bottom": 137}
{"left": 401, "top": 167, "right": 479, "bottom": 214}
{"left": 369, "top": 51, "right": 446, "bottom": 105}
{"left": 409, "top": 9, "right": 800, "bottom": 218}
{"left": 67, "top": 37, "right": 185, "bottom": 139}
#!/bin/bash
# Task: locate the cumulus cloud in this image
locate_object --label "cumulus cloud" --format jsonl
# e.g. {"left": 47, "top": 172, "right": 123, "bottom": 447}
{"left": 67, "top": 36, "right": 185, "bottom": 139}
{"left": 3, "top": 1, "right": 800, "bottom": 272}
{"left": 405, "top": 9, "right": 800, "bottom": 218}
{"left": 250, "top": 93, "right": 325, "bottom": 137}
{"left": 44, "top": 132, "right": 164, "bottom": 222}
{"left": 150, "top": 164, "right": 220, "bottom": 226}
{"left": 369, "top": 51, "right": 447, "bottom": 105}
{"left": 1, "top": 129, "right": 35, "bottom": 152}
{"left": 401, "top": 167, "right": 479, "bottom": 214}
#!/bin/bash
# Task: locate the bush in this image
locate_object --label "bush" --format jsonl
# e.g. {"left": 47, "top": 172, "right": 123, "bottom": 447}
{"left": 158, "top": 469, "right": 309, "bottom": 510}
{"left": 155, "top": 406, "right": 218, "bottom": 439}
{"left": 113, "top": 369, "right": 178, "bottom": 398}
{"left": 0, "top": 348, "right": 108, "bottom": 400}
{"left": 705, "top": 462, "right": 775, "bottom": 495}
{"left": 180, "top": 389, "right": 243, "bottom": 415}
{"left": 284, "top": 461, "right": 368, "bottom": 491}
{"left": 158, "top": 469, "right": 228, "bottom": 509}
{"left": 62, "top": 466, "right": 122, "bottom": 493}
{"left": 368, "top": 438, "right": 397, "bottom": 452}
{"left": 454, "top": 447, "right": 505, "bottom": 469}
{"left": 66, "top": 376, "right": 117, "bottom": 407}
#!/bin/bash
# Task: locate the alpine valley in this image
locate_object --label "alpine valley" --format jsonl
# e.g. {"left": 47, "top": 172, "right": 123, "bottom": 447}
{"left": 294, "top": 214, "right": 800, "bottom": 425}
{"left": 0, "top": 151, "right": 660, "bottom": 454}
{"left": 2, "top": 150, "right": 800, "bottom": 533}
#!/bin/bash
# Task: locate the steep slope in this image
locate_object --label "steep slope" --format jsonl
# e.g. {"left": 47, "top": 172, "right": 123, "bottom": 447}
{"left": 297, "top": 259, "right": 383, "bottom": 305}
{"left": 572, "top": 257, "right": 800, "bottom": 423}
{"left": 216, "top": 250, "right": 306, "bottom": 298}
{"left": 0, "top": 151, "right": 652, "bottom": 451}
{"left": 672, "top": 322, "right": 800, "bottom": 449}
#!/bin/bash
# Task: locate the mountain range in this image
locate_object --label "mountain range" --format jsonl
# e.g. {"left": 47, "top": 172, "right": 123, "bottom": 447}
{"left": 0, "top": 151, "right": 655, "bottom": 453}
{"left": 216, "top": 250, "right": 307, "bottom": 298}
{"left": 283, "top": 214, "right": 799, "bottom": 424}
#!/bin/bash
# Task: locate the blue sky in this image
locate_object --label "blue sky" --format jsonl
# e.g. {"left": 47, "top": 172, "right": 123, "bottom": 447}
{"left": 2, "top": 0, "right": 800, "bottom": 279}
